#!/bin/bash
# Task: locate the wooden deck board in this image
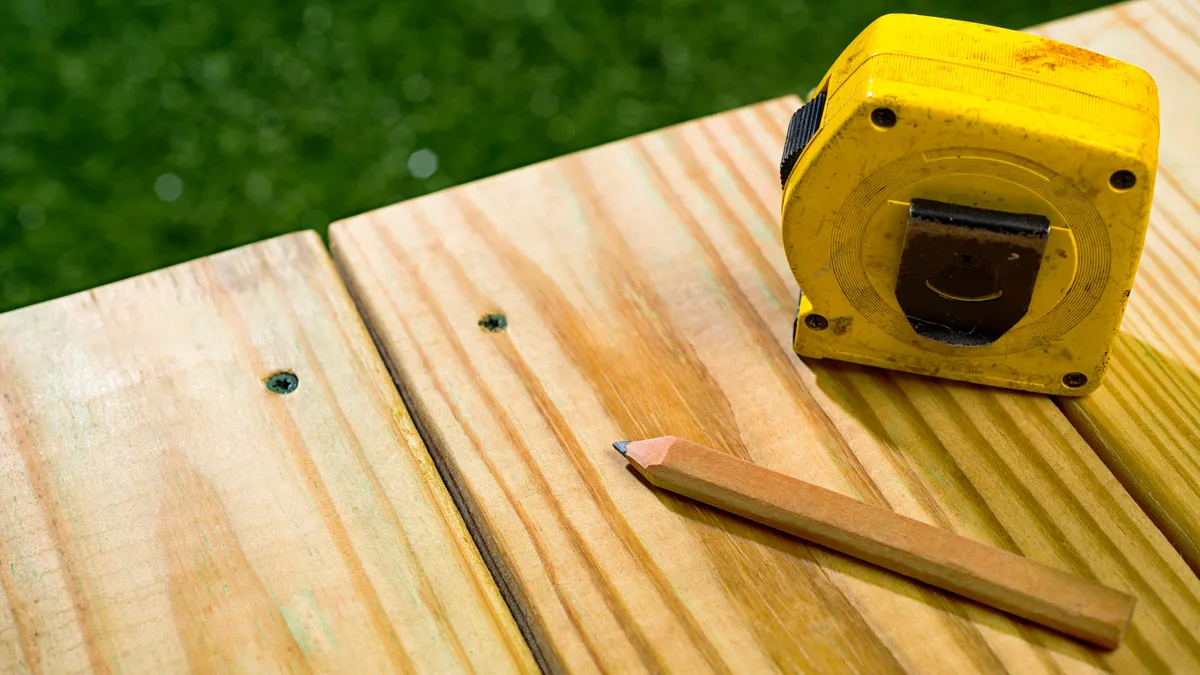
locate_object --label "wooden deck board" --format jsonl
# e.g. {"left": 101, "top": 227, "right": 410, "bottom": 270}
{"left": 1032, "top": 0, "right": 1200, "bottom": 575}
{"left": 330, "top": 85, "right": 1200, "bottom": 673}
{"left": 0, "top": 232, "right": 535, "bottom": 673}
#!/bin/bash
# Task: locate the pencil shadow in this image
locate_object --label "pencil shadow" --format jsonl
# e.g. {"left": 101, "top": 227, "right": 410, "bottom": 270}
{"left": 643, "top": 467, "right": 1113, "bottom": 663}
{"left": 633, "top": 344, "right": 1146, "bottom": 661}
{"left": 803, "top": 330, "right": 1200, "bottom": 574}
{"left": 776, "top": 335, "right": 1196, "bottom": 659}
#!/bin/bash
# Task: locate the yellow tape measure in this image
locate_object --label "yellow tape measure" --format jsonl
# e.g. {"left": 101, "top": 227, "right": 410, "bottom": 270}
{"left": 780, "top": 14, "right": 1159, "bottom": 395}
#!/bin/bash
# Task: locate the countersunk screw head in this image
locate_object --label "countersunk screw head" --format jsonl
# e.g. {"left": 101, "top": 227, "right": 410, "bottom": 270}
{"left": 478, "top": 313, "right": 508, "bottom": 332}
{"left": 1062, "top": 372, "right": 1088, "bottom": 388}
{"left": 804, "top": 314, "right": 829, "bottom": 331}
{"left": 871, "top": 107, "right": 897, "bottom": 128}
{"left": 1110, "top": 170, "right": 1137, "bottom": 190}
{"left": 266, "top": 371, "right": 299, "bottom": 395}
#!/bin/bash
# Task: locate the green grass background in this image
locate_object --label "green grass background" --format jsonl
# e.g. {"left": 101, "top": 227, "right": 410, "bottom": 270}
{"left": 1, "top": 0, "right": 1111, "bottom": 312}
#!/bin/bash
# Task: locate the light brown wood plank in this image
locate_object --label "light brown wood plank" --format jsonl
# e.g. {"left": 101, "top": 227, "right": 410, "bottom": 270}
{"left": 331, "top": 91, "right": 1200, "bottom": 672}
{"left": 1030, "top": 0, "right": 1200, "bottom": 575}
{"left": 0, "top": 232, "right": 535, "bottom": 673}
{"left": 619, "top": 436, "right": 1138, "bottom": 650}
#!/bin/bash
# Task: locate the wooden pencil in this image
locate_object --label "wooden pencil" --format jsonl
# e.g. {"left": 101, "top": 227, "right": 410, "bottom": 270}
{"left": 615, "top": 436, "right": 1136, "bottom": 649}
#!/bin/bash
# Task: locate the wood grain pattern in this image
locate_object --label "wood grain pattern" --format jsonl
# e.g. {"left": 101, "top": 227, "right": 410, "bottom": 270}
{"left": 0, "top": 232, "right": 535, "bottom": 674}
{"left": 330, "top": 94, "right": 1200, "bottom": 671}
{"left": 619, "top": 436, "right": 1136, "bottom": 650}
{"left": 1030, "top": 0, "right": 1200, "bottom": 577}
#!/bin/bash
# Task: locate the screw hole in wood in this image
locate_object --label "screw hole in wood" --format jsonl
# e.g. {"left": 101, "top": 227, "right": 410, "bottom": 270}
{"left": 478, "top": 313, "right": 508, "bottom": 332}
{"left": 265, "top": 371, "right": 299, "bottom": 395}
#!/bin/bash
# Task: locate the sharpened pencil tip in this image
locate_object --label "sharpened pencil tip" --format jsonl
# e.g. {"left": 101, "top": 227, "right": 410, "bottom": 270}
{"left": 613, "top": 441, "right": 630, "bottom": 455}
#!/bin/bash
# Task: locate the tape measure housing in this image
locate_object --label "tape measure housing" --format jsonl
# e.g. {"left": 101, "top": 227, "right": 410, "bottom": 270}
{"left": 781, "top": 14, "right": 1159, "bottom": 395}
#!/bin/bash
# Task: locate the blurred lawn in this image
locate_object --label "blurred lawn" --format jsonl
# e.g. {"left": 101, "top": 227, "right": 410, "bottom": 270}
{"left": 1, "top": 0, "right": 1111, "bottom": 312}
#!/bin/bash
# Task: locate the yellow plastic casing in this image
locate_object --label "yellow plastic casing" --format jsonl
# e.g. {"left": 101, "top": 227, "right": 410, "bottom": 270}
{"left": 782, "top": 14, "right": 1159, "bottom": 396}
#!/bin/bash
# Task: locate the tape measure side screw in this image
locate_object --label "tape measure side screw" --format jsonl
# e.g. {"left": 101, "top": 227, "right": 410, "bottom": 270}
{"left": 1062, "top": 372, "right": 1089, "bottom": 388}
{"left": 1109, "top": 170, "right": 1137, "bottom": 190}
{"left": 871, "top": 107, "right": 897, "bottom": 129}
{"left": 804, "top": 314, "right": 830, "bottom": 331}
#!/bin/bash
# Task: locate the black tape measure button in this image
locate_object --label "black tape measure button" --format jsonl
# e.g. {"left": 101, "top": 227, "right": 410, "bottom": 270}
{"left": 780, "top": 92, "right": 827, "bottom": 188}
